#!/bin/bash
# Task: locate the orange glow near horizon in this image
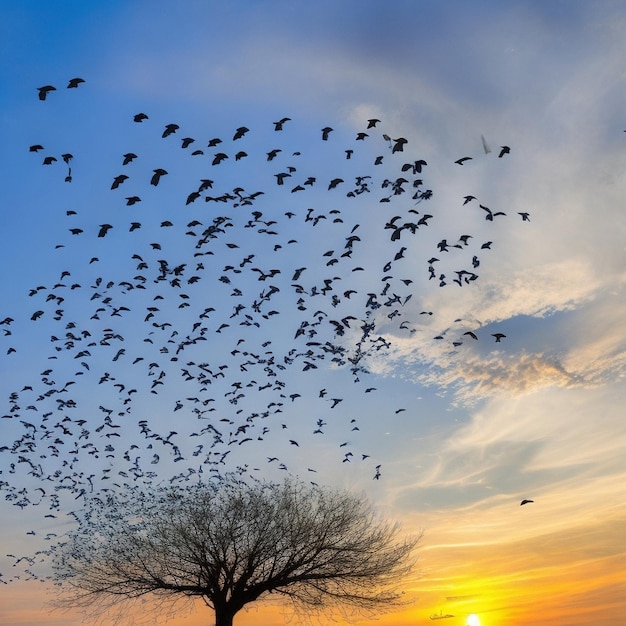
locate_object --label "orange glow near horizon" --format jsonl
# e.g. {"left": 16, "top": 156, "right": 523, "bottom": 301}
{"left": 2, "top": 532, "right": 625, "bottom": 626}
{"left": 1, "top": 510, "right": 625, "bottom": 626}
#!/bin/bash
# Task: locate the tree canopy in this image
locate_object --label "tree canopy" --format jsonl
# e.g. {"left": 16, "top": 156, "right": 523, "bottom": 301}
{"left": 52, "top": 477, "right": 419, "bottom": 625}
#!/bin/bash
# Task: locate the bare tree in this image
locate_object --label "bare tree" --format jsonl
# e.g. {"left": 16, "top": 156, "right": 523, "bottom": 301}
{"left": 51, "top": 477, "right": 419, "bottom": 626}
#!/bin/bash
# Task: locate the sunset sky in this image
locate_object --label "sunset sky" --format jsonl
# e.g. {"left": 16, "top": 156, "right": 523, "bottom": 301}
{"left": 1, "top": 2, "right": 625, "bottom": 626}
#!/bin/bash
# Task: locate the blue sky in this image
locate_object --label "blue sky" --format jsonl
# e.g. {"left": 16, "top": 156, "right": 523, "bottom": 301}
{"left": 1, "top": 2, "right": 625, "bottom": 626}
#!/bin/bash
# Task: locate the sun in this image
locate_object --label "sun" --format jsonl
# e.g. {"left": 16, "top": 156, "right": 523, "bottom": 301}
{"left": 467, "top": 615, "right": 481, "bottom": 626}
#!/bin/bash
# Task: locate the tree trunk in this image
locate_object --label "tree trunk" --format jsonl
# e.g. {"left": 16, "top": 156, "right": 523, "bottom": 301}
{"left": 214, "top": 605, "right": 236, "bottom": 626}
{"left": 214, "top": 615, "right": 233, "bottom": 626}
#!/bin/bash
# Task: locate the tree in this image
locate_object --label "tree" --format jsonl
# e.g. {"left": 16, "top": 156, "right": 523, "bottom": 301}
{"left": 52, "top": 477, "right": 419, "bottom": 626}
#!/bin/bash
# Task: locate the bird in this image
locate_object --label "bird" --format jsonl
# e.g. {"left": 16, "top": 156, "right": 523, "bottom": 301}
{"left": 151, "top": 168, "right": 168, "bottom": 186}
{"left": 273, "top": 117, "right": 291, "bottom": 131}
{"left": 367, "top": 118, "right": 381, "bottom": 128}
{"left": 98, "top": 224, "right": 113, "bottom": 238}
{"left": 520, "top": 499, "right": 534, "bottom": 506}
{"left": 162, "top": 124, "right": 179, "bottom": 138}
{"left": 233, "top": 127, "right": 249, "bottom": 140}
{"left": 455, "top": 156, "right": 472, "bottom": 165}
{"left": 212, "top": 153, "right": 228, "bottom": 165}
{"left": 518, "top": 212, "right": 530, "bottom": 221}
{"left": 111, "top": 175, "right": 128, "bottom": 190}
{"left": 492, "top": 333, "right": 506, "bottom": 342}
{"left": 391, "top": 137, "right": 408, "bottom": 153}
{"left": 37, "top": 85, "right": 56, "bottom": 100}
{"left": 321, "top": 127, "right": 333, "bottom": 140}
{"left": 67, "top": 77, "right": 85, "bottom": 89}
{"left": 480, "top": 204, "right": 506, "bottom": 221}
{"left": 498, "top": 145, "right": 510, "bottom": 158}
{"left": 133, "top": 113, "right": 149, "bottom": 122}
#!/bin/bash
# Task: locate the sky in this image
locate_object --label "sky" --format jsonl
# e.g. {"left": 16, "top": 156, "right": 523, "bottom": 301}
{"left": 1, "top": 1, "right": 625, "bottom": 625}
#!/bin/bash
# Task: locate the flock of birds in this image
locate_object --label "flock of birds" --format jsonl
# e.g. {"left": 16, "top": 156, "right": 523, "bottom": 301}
{"left": 0, "top": 78, "right": 533, "bottom": 581}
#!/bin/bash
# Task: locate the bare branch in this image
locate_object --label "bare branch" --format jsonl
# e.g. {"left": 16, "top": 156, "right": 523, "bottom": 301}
{"left": 51, "top": 477, "right": 419, "bottom": 625}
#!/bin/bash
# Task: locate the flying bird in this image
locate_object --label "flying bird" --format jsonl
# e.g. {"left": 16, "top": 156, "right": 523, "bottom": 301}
{"left": 273, "top": 117, "right": 291, "bottom": 131}
{"left": 67, "top": 77, "right": 85, "bottom": 89}
{"left": 37, "top": 85, "right": 56, "bottom": 100}
{"left": 212, "top": 153, "right": 228, "bottom": 165}
{"left": 111, "top": 174, "right": 128, "bottom": 189}
{"left": 520, "top": 499, "right": 534, "bottom": 506}
{"left": 391, "top": 137, "right": 408, "bottom": 153}
{"left": 498, "top": 145, "right": 511, "bottom": 158}
{"left": 151, "top": 168, "right": 168, "bottom": 186}
{"left": 162, "top": 123, "right": 179, "bottom": 138}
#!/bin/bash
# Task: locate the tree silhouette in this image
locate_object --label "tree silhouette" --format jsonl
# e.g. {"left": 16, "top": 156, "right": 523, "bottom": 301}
{"left": 52, "top": 477, "right": 419, "bottom": 626}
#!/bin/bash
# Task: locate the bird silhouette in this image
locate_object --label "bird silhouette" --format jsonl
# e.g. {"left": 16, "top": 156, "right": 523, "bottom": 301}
{"left": 151, "top": 169, "right": 168, "bottom": 186}
{"left": 98, "top": 224, "right": 113, "bottom": 238}
{"left": 111, "top": 174, "right": 128, "bottom": 189}
{"left": 37, "top": 85, "right": 56, "bottom": 100}
{"left": 273, "top": 117, "right": 291, "bottom": 131}
{"left": 162, "top": 124, "right": 179, "bottom": 138}
{"left": 67, "top": 78, "right": 85, "bottom": 89}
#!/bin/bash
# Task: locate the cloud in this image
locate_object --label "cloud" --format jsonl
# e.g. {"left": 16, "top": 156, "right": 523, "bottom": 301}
{"left": 390, "top": 382, "right": 626, "bottom": 532}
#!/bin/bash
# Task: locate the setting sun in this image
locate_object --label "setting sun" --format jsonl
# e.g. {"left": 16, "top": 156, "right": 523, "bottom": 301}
{"left": 467, "top": 615, "right": 481, "bottom": 626}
